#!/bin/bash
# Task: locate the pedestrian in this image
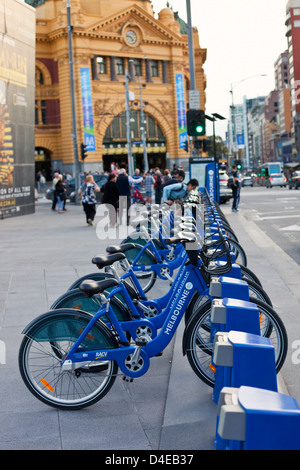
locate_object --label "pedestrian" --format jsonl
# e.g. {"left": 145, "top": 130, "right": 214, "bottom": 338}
{"left": 143, "top": 170, "right": 155, "bottom": 205}
{"left": 40, "top": 172, "right": 46, "bottom": 192}
{"left": 55, "top": 174, "right": 66, "bottom": 213}
{"left": 162, "top": 178, "right": 199, "bottom": 206}
{"left": 51, "top": 172, "right": 60, "bottom": 210}
{"left": 154, "top": 169, "right": 163, "bottom": 204}
{"left": 162, "top": 168, "right": 185, "bottom": 189}
{"left": 163, "top": 169, "right": 171, "bottom": 183}
{"left": 129, "top": 169, "right": 144, "bottom": 204}
{"left": 102, "top": 173, "right": 120, "bottom": 227}
{"left": 230, "top": 164, "right": 241, "bottom": 212}
{"left": 116, "top": 168, "right": 131, "bottom": 225}
{"left": 78, "top": 174, "right": 100, "bottom": 226}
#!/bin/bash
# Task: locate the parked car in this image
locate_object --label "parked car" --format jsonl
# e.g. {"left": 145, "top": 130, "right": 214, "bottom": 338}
{"left": 265, "top": 173, "right": 287, "bottom": 188}
{"left": 219, "top": 171, "right": 232, "bottom": 203}
{"left": 289, "top": 170, "right": 300, "bottom": 190}
{"left": 241, "top": 176, "right": 253, "bottom": 187}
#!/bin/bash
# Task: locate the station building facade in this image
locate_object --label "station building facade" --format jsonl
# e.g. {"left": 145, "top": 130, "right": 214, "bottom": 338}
{"left": 28, "top": 0, "right": 207, "bottom": 176}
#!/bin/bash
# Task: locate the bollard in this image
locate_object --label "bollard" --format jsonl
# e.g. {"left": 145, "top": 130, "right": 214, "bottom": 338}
{"left": 216, "top": 386, "right": 300, "bottom": 450}
{"left": 212, "top": 330, "right": 277, "bottom": 404}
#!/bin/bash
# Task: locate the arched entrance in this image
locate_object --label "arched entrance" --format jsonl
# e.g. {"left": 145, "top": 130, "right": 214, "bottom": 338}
{"left": 102, "top": 110, "right": 167, "bottom": 172}
{"left": 34, "top": 147, "right": 52, "bottom": 181}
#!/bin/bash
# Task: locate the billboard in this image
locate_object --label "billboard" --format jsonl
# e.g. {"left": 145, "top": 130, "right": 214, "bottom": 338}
{"left": 0, "top": 0, "right": 36, "bottom": 218}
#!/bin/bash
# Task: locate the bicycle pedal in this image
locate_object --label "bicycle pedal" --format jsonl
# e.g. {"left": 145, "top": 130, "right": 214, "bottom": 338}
{"left": 135, "top": 337, "right": 148, "bottom": 347}
{"left": 122, "top": 375, "right": 134, "bottom": 383}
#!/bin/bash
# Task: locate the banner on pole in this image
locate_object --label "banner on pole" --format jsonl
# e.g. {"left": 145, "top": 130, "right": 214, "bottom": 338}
{"left": 175, "top": 73, "right": 188, "bottom": 149}
{"left": 80, "top": 67, "right": 96, "bottom": 151}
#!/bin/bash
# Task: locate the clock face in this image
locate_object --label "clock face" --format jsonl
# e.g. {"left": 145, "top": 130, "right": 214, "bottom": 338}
{"left": 126, "top": 30, "right": 137, "bottom": 45}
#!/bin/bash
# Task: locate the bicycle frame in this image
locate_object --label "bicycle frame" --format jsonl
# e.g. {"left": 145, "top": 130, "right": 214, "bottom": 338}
{"left": 62, "top": 262, "right": 207, "bottom": 379}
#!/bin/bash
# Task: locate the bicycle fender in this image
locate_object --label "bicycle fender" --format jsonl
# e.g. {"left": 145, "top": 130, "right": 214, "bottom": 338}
{"left": 21, "top": 308, "right": 119, "bottom": 348}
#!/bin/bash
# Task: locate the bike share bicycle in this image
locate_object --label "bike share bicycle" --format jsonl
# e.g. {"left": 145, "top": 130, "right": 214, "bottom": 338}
{"left": 18, "top": 193, "right": 288, "bottom": 410}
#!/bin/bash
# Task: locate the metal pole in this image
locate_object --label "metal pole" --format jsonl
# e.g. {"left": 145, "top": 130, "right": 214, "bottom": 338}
{"left": 67, "top": 0, "right": 80, "bottom": 204}
{"left": 125, "top": 70, "right": 134, "bottom": 175}
{"left": 138, "top": 77, "right": 148, "bottom": 172}
{"left": 186, "top": 0, "right": 196, "bottom": 91}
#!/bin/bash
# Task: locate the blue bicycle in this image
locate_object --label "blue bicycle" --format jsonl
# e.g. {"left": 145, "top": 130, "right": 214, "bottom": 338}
{"left": 18, "top": 231, "right": 287, "bottom": 409}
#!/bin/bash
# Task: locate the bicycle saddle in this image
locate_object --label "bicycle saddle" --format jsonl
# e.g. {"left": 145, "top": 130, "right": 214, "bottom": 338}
{"left": 164, "top": 231, "right": 197, "bottom": 245}
{"left": 179, "top": 222, "right": 197, "bottom": 232}
{"left": 106, "top": 243, "right": 136, "bottom": 254}
{"left": 92, "top": 252, "right": 126, "bottom": 269}
{"left": 130, "top": 218, "right": 149, "bottom": 227}
{"left": 79, "top": 278, "right": 119, "bottom": 297}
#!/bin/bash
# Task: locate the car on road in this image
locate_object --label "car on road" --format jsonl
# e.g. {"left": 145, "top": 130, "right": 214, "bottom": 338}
{"left": 289, "top": 170, "right": 300, "bottom": 190}
{"left": 219, "top": 171, "right": 232, "bottom": 203}
{"left": 241, "top": 175, "right": 253, "bottom": 187}
{"left": 265, "top": 173, "right": 287, "bottom": 188}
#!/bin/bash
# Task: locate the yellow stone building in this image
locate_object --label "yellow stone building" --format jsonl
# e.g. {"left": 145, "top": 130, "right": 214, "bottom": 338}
{"left": 33, "top": 0, "right": 206, "bottom": 176}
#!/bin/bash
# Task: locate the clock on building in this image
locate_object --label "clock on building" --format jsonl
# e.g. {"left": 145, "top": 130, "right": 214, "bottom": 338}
{"left": 126, "top": 30, "right": 137, "bottom": 45}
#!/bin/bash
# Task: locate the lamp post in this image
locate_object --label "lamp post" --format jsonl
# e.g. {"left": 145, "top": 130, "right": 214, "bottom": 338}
{"left": 66, "top": 0, "right": 80, "bottom": 204}
{"left": 125, "top": 69, "right": 134, "bottom": 176}
{"left": 205, "top": 113, "right": 226, "bottom": 203}
{"left": 138, "top": 77, "right": 149, "bottom": 172}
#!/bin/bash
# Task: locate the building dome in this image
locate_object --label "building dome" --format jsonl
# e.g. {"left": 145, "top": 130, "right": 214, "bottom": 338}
{"left": 158, "top": 7, "right": 180, "bottom": 33}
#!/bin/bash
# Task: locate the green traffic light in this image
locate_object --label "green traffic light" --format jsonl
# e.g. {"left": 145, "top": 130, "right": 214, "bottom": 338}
{"left": 196, "top": 125, "right": 204, "bottom": 133}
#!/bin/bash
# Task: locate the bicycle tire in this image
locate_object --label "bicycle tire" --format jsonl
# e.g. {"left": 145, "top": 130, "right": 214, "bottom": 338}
{"left": 19, "top": 309, "right": 119, "bottom": 410}
{"left": 227, "top": 238, "right": 247, "bottom": 266}
{"left": 240, "top": 264, "right": 262, "bottom": 287}
{"left": 183, "top": 298, "right": 288, "bottom": 388}
{"left": 118, "top": 243, "right": 158, "bottom": 293}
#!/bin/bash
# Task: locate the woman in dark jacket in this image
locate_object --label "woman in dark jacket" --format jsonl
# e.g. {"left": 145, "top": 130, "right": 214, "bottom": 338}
{"left": 55, "top": 175, "right": 66, "bottom": 213}
{"left": 102, "top": 173, "right": 120, "bottom": 227}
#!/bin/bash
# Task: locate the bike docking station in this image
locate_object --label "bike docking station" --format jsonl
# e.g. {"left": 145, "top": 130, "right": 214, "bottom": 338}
{"left": 215, "top": 386, "right": 300, "bottom": 450}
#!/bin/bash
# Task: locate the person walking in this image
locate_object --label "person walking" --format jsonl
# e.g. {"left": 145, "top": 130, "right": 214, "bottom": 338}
{"left": 51, "top": 172, "right": 60, "bottom": 211}
{"left": 78, "top": 174, "right": 100, "bottom": 226}
{"left": 55, "top": 175, "right": 66, "bottom": 213}
{"left": 143, "top": 170, "right": 155, "bottom": 205}
{"left": 102, "top": 173, "right": 120, "bottom": 227}
{"left": 154, "top": 169, "right": 163, "bottom": 204}
{"left": 129, "top": 169, "right": 144, "bottom": 204}
{"left": 230, "top": 164, "right": 241, "bottom": 212}
{"left": 116, "top": 168, "right": 131, "bottom": 225}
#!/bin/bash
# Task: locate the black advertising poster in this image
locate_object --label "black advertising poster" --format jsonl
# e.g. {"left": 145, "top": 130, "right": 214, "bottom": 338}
{"left": 0, "top": 0, "right": 35, "bottom": 218}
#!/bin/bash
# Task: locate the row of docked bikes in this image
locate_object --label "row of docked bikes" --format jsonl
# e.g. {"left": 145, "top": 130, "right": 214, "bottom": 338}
{"left": 18, "top": 190, "right": 288, "bottom": 410}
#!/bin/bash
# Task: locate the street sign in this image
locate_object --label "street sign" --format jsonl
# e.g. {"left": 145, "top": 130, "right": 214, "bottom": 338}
{"left": 189, "top": 90, "right": 200, "bottom": 110}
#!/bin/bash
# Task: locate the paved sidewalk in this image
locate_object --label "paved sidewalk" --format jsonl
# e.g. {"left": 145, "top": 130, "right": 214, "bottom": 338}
{"left": 0, "top": 197, "right": 299, "bottom": 450}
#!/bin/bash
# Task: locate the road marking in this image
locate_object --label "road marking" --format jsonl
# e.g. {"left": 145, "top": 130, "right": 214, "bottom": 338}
{"left": 279, "top": 225, "right": 300, "bottom": 232}
{"left": 259, "top": 214, "right": 300, "bottom": 221}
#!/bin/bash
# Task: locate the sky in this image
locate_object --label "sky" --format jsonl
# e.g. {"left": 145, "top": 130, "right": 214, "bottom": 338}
{"left": 151, "top": 0, "right": 288, "bottom": 139}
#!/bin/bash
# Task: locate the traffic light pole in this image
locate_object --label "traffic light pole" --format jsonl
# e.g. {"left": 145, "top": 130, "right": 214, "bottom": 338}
{"left": 67, "top": 0, "right": 80, "bottom": 205}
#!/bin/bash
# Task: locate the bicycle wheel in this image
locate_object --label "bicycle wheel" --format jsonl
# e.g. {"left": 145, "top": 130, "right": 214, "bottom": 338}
{"left": 118, "top": 243, "right": 158, "bottom": 293}
{"left": 228, "top": 238, "right": 247, "bottom": 266}
{"left": 19, "top": 309, "right": 119, "bottom": 410}
{"left": 240, "top": 264, "right": 262, "bottom": 287}
{"left": 184, "top": 298, "right": 288, "bottom": 388}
